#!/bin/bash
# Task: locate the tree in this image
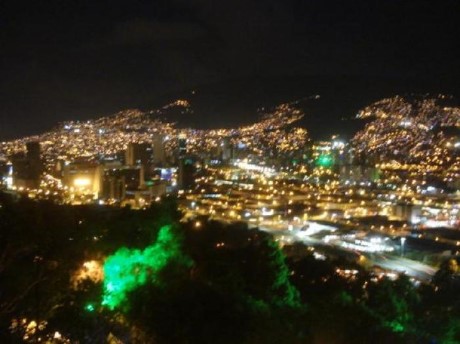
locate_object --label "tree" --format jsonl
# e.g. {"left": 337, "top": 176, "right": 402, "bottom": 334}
{"left": 365, "top": 275, "right": 419, "bottom": 335}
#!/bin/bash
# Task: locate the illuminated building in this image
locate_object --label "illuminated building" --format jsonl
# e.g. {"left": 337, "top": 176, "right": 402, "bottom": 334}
{"left": 0, "top": 158, "right": 11, "bottom": 189}
{"left": 393, "top": 203, "right": 422, "bottom": 223}
{"left": 63, "top": 161, "right": 103, "bottom": 198}
{"left": 178, "top": 133, "right": 187, "bottom": 159}
{"left": 221, "top": 137, "right": 233, "bottom": 162}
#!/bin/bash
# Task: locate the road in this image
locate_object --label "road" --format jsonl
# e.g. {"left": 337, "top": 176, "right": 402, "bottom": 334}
{"left": 368, "top": 253, "right": 436, "bottom": 283}
{"left": 257, "top": 221, "right": 437, "bottom": 283}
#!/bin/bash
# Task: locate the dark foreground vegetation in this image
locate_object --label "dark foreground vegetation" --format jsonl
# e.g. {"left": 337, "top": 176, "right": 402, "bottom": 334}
{"left": 1, "top": 192, "right": 459, "bottom": 343}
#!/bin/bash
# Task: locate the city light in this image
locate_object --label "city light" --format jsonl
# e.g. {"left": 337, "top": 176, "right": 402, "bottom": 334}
{"left": 73, "top": 178, "right": 91, "bottom": 187}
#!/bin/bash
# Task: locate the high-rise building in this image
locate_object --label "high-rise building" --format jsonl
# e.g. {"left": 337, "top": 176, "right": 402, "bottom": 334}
{"left": 11, "top": 141, "right": 43, "bottom": 189}
{"left": 125, "top": 142, "right": 153, "bottom": 180}
{"left": 152, "top": 134, "right": 165, "bottom": 164}
{"left": 0, "top": 158, "right": 10, "bottom": 189}
{"left": 178, "top": 134, "right": 187, "bottom": 158}
{"left": 221, "top": 137, "right": 233, "bottom": 162}
{"left": 125, "top": 143, "right": 152, "bottom": 167}
{"left": 27, "top": 141, "right": 43, "bottom": 182}
{"left": 102, "top": 172, "right": 126, "bottom": 201}
{"left": 178, "top": 157, "right": 196, "bottom": 190}
{"left": 26, "top": 142, "right": 40, "bottom": 161}
{"left": 100, "top": 165, "right": 146, "bottom": 205}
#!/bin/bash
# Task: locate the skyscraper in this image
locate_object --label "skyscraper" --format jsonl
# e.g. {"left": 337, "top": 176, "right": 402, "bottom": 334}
{"left": 152, "top": 134, "right": 165, "bottom": 164}
{"left": 125, "top": 142, "right": 153, "bottom": 180}
{"left": 178, "top": 134, "right": 187, "bottom": 158}
{"left": 221, "top": 137, "right": 233, "bottom": 162}
{"left": 178, "top": 157, "right": 195, "bottom": 190}
{"left": 11, "top": 141, "right": 43, "bottom": 189}
{"left": 125, "top": 143, "right": 152, "bottom": 167}
{"left": 26, "top": 141, "right": 40, "bottom": 161}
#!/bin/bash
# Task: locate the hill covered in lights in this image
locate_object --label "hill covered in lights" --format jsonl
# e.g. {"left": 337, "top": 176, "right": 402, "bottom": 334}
{"left": 0, "top": 99, "right": 308, "bottom": 165}
{"left": 352, "top": 95, "right": 460, "bottom": 177}
{"left": 1, "top": 94, "right": 459, "bottom": 179}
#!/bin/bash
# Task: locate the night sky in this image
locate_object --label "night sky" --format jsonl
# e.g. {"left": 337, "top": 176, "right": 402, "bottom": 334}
{"left": 1, "top": 0, "right": 459, "bottom": 140}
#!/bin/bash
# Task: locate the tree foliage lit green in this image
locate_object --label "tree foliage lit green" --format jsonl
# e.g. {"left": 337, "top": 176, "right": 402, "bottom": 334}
{"left": 102, "top": 225, "right": 192, "bottom": 310}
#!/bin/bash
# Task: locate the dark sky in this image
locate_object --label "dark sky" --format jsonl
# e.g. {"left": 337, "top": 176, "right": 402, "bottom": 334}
{"left": 1, "top": 0, "right": 459, "bottom": 140}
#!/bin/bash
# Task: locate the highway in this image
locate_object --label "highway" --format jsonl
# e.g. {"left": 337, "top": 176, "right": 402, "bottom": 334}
{"left": 368, "top": 253, "right": 436, "bottom": 283}
{"left": 257, "top": 221, "right": 437, "bottom": 283}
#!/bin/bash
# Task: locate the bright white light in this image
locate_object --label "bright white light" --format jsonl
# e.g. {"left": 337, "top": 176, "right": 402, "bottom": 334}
{"left": 341, "top": 240, "right": 394, "bottom": 253}
{"left": 235, "top": 162, "right": 275, "bottom": 176}
{"left": 313, "top": 252, "right": 326, "bottom": 260}
{"left": 74, "top": 178, "right": 91, "bottom": 187}
{"left": 5, "top": 176, "right": 13, "bottom": 189}
{"left": 261, "top": 208, "right": 274, "bottom": 216}
{"left": 332, "top": 140, "right": 345, "bottom": 149}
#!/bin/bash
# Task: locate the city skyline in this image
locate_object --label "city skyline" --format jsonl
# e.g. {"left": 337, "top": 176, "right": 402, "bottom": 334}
{"left": 1, "top": 1, "right": 460, "bottom": 342}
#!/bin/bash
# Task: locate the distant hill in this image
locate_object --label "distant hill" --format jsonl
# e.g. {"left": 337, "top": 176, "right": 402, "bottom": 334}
{"left": 1, "top": 75, "right": 458, "bottom": 141}
{"left": 145, "top": 75, "right": 460, "bottom": 140}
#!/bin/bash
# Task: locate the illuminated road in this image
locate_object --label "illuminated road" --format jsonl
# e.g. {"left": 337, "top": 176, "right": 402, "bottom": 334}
{"left": 367, "top": 254, "right": 436, "bottom": 283}
{"left": 257, "top": 221, "right": 437, "bottom": 283}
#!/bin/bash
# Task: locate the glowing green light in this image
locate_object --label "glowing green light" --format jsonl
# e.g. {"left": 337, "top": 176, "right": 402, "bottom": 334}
{"left": 387, "top": 320, "right": 405, "bottom": 333}
{"left": 101, "top": 225, "right": 192, "bottom": 310}
{"left": 316, "top": 154, "right": 333, "bottom": 168}
{"left": 267, "top": 240, "right": 301, "bottom": 308}
{"left": 85, "top": 303, "right": 95, "bottom": 312}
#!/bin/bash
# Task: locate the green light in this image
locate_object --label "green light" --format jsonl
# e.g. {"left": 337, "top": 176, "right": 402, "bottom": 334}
{"left": 101, "top": 225, "right": 192, "bottom": 310}
{"left": 267, "top": 239, "right": 301, "bottom": 308}
{"left": 85, "top": 303, "right": 95, "bottom": 312}
{"left": 387, "top": 320, "right": 405, "bottom": 333}
{"left": 316, "top": 154, "right": 333, "bottom": 168}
